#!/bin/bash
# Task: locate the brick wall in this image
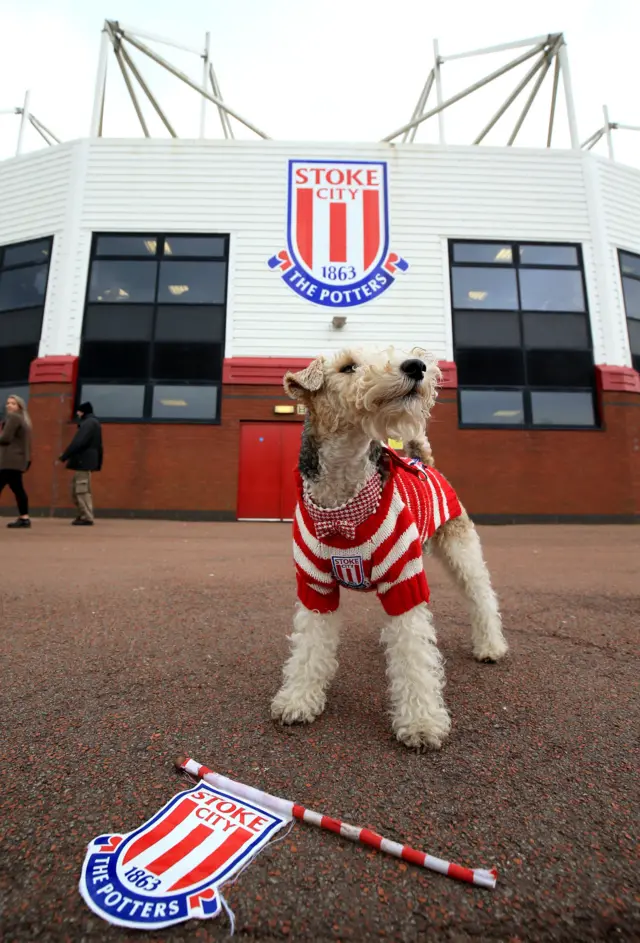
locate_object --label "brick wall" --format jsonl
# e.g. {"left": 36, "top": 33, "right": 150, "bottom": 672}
{"left": 2, "top": 361, "right": 638, "bottom": 522}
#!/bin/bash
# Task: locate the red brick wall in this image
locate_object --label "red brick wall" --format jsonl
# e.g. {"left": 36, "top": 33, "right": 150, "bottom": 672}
{"left": 2, "top": 366, "right": 639, "bottom": 521}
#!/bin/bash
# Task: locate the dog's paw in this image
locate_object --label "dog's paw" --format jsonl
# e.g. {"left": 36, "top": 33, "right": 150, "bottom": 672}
{"left": 473, "top": 637, "right": 509, "bottom": 663}
{"left": 271, "top": 688, "right": 325, "bottom": 725}
{"left": 393, "top": 708, "right": 451, "bottom": 751}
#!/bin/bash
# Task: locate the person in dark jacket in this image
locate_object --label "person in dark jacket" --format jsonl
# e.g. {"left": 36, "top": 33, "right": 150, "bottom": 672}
{"left": 0, "top": 393, "right": 32, "bottom": 529}
{"left": 57, "top": 402, "right": 103, "bottom": 526}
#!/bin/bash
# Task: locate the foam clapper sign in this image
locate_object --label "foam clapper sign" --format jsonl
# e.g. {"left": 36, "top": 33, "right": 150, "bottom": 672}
{"left": 79, "top": 780, "right": 291, "bottom": 930}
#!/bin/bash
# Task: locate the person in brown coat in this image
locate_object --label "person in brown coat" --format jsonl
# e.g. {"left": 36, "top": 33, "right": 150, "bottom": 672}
{"left": 0, "top": 393, "right": 32, "bottom": 529}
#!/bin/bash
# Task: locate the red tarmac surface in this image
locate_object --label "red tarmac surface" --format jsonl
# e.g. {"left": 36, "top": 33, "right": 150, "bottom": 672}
{"left": 1, "top": 520, "right": 638, "bottom": 941}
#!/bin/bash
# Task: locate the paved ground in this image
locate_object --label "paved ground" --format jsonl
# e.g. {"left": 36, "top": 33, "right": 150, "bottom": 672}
{"left": 1, "top": 521, "right": 638, "bottom": 942}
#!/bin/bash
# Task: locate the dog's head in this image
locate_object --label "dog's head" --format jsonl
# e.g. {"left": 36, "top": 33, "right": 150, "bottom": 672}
{"left": 283, "top": 347, "right": 440, "bottom": 442}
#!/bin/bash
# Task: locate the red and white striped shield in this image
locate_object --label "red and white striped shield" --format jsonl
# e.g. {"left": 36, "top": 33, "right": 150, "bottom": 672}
{"left": 288, "top": 160, "right": 389, "bottom": 283}
{"left": 331, "top": 554, "right": 367, "bottom": 588}
{"left": 80, "top": 782, "right": 290, "bottom": 930}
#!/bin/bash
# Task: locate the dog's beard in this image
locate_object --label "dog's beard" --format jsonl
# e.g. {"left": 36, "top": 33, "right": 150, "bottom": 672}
{"left": 358, "top": 375, "right": 431, "bottom": 442}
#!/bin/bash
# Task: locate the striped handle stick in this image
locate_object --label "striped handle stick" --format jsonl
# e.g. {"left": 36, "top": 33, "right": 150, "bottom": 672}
{"left": 175, "top": 755, "right": 497, "bottom": 890}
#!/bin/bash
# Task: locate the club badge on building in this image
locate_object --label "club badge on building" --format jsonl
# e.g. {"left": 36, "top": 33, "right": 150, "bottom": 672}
{"left": 268, "top": 160, "right": 408, "bottom": 307}
{"left": 79, "top": 782, "right": 289, "bottom": 930}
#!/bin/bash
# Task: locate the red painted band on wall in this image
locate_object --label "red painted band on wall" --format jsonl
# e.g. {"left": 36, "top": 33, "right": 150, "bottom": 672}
{"left": 222, "top": 358, "right": 459, "bottom": 388}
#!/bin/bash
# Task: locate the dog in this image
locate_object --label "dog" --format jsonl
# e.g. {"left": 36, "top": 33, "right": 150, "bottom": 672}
{"left": 271, "top": 347, "right": 508, "bottom": 750}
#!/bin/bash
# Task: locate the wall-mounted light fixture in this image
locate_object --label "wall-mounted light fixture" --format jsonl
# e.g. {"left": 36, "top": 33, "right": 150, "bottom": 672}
{"left": 274, "top": 405, "right": 295, "bottom": 415}
{"left": 332, "top": 315, "right": 347, "bottom": 329}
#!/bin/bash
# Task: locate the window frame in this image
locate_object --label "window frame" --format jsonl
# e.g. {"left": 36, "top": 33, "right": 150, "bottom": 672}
{"left": 77, "top": 232, "right": 230, "bottom": 424}
{"left": 449, "top": 239, "right": 600, "bottom": 431}
{"left": 617, "top": 248, "right": 640, "bottom": 373}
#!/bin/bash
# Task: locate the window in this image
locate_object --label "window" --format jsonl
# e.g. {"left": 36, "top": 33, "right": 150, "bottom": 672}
{"left": 619, "top": 250, "right": 640, "bottom": 372}
{"left": 0, "top": 237, "right": 53, "bottom": 398}
{"left": 450, "top": 241, "right": 597, "bottom": 428}
{"left": 77, "top": 234, "right": 229, "bottom": 422}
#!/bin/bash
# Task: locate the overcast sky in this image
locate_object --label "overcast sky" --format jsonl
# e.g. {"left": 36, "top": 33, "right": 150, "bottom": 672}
{"left": 1, "top": 0, "right": 639, "bottom": 166}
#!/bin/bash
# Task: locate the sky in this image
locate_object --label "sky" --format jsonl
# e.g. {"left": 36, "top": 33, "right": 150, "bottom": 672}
{"left": 1, "top": 0, "right": 639, "bottom": 166}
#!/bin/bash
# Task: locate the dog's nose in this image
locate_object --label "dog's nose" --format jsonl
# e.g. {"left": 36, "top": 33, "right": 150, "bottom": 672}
{"left": 400, "top": 358, "right": 427, "bottom": 381}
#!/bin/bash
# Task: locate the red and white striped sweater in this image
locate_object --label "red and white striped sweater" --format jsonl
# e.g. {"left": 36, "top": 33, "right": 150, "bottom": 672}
{"left": 293, "top": 448, "right": 462, "bottom": 617}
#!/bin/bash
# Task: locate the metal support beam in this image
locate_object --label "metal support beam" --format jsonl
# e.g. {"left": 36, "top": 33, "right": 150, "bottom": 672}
{"left": 114, "top": 21, "right": 203, "bottom": 56}
{"left": 557, "top": 40, "right": 579, "bottom": 148}
{"left": 119, "top": 29, "right": 271, "bottom": 139}
{"left": 615, "top": 123, "right": 640, "bottom": 132}
{"left": 28, "top": 115, "right": 54, "bottom": 146}
{"left": 209, "top": 64, "right": 234, "bottom": 139}
{"left": 91, "top": 27, "right": 110, "bottom": 137}
{"left": 112, "top": 37, "right": 150, "bottom": 137}
{"left": 382, "top": 41, "right": 545, "bottom": 142}
{"left": 547, "top": 53, "right": 560, "bottom": 147}
{"left": 603, "top": 105, "right": 615, "bottom": 159}
{"left": 115, "top": 36, "right": 177, "bottom": 137}
{"left": 16, "top": 89, "right": 30, "bottom": 155}
{"left": 507, "top": 41, "right": 558, "bottom": 146}
{"left": 200, "top": 31, "right": 210, "bottom": 138}
{"left": 440, "top": 33, "right": 554, "bottom": 62}
{"left": 402, "top": 70, "right": 434, "bottom": 143}
{"left": 433, "top": 39, "right": 445, "bottom": 143}
{"left": 29, "top": 114, "right": 60, "bottom": 144}
{"left": 474, "top": 51, "right": 547, "bottom": 145}
{"left": 582, "top": 128, "right": 606, "bottom": 150}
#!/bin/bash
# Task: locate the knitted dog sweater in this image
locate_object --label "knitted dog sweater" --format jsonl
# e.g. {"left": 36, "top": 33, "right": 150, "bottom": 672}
{"left": 293, "top": 448, "right": 462, "bottom": 616}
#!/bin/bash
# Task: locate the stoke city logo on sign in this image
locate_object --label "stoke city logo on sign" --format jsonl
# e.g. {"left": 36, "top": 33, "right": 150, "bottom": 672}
{"left": 79, "top": 782, "right": 286, "bottom": 930}
{"left": 268, "top": 160, "right": 408, "bottom": 307}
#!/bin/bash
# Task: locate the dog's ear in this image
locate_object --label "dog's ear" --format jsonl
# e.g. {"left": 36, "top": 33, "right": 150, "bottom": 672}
{"left": 283, "top": 358, "right": 325, "bottom": 400}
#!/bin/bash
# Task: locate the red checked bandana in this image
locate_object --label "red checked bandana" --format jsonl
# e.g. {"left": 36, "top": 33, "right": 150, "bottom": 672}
{"left": 303, "top": 473, "right": 382, "bottom": 540}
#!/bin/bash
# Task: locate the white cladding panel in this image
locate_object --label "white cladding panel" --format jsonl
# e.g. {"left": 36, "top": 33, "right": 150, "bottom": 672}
{"left": 78, "top": 140, "right": 593, "bottom": 360}
{"left": 1, "top": 139, "right": 640, "bottom": 366}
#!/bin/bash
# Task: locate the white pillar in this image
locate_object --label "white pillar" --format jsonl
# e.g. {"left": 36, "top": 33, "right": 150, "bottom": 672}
{"left": 200, "top": 31, "right": 210, "bottom": 138}
{"left": 603, "top": 104, "right": 615, "bottom": 160}
{"left": 557, "top": 40, "right": 579, "bottom": 149}
{"left": 433, "top": 39, "right": 445, "bottom": 144}
{"left": 16, "top": 89, "right": 30, "bottom": 155}
{"left": 90, "top": 27, "right": 110, "bottom": 137}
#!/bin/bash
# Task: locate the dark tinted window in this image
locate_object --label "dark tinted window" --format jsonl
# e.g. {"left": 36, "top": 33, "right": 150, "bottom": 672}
{"left": 89, "top": 260, "right": 157, "bottom": 303}
{"left": 627, "top": 318, "right": 640, "bottom": 356}
{"left": 83, "top": 305, "right": 154, "bottom": 341}
{"left": 619, "top": 251, "right": 640, "bottom": 279}
{"left": 154, "top": 306, "right": 225, "bottom": 342}
{"left": 520, "top": 244, "right": 578, "bottom": 266}
{"left": 163, "top": 236, "right": 226, "bottom": 257}
{"left": 621, "top": 275, "right": 640, "bottom": 319}
{"left": 451, "top": 267, "right": 518, "bottom": 310}
{"left": 3, "top": 239, "right": 51, "bottom": 266}
{"left": 79, "top": 233, "right": 228, "bottom": 421}
{"left": 530, "top": 391, "right": 595, "bottom": 426}
{"left": 0, "top": 344, "right": 39, "bottom": 383}
{"left": 0, "top": 264, "right": 49, "bottom": 311}
{"left": 80, "top": 384, "right": 146, "bottom": 418}
{"left": 0, "top": 307, "right": 44, "bottom": 346}
{"left": 0, "top": 237, "right": 53, "bottom": 387}
{"left": 452, "top": 243, "right": 513, "bottom": 264}
{"left": 95, "top": 235, "right": 158, "bottom": 256}
{"left": 80, "top": 341, "right": 149, "bottom": 380}
{"left": 152, "top": 385, "right": 218, "bottom": 419}
{"left": 522, "top": 313, "right": 590, "bottom": 349}
{"left": 526, "top": 350, "right": 594, "bottom": 387}
{"left": 157, "top": 261, "right": 226, "bottom": 304}
{"left": 454, "top": 311, "right": 520, "bottom": 348}
{"left": 459, "top": 390, "right": 524, "bottom": 425}
{"left": 457, "top": 348, "right": 525, "bottom": 386}
{"left": 450, "top": 240, "right": 596, "bottom": 429}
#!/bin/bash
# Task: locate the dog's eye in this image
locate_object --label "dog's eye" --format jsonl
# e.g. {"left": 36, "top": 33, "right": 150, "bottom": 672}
{"left": 340, "top": 363, "right": 357, "bottom": 374}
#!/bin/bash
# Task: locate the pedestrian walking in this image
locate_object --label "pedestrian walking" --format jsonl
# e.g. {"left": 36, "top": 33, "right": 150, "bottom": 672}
{"left": 57, "top": 402, "right": 103, "bottom": 526}
{"left": 0, "top": 393, "right": 32, "bottom": 529}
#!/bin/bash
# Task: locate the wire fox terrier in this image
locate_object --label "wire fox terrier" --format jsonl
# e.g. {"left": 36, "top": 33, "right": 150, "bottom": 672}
{"left": 271, "top": 347, "right": 508, "bottom": 750}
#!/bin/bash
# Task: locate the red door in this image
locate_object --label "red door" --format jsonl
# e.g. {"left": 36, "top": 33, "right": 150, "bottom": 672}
{"left": 238, "top": 423, "right": 302, "bottom": 520}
